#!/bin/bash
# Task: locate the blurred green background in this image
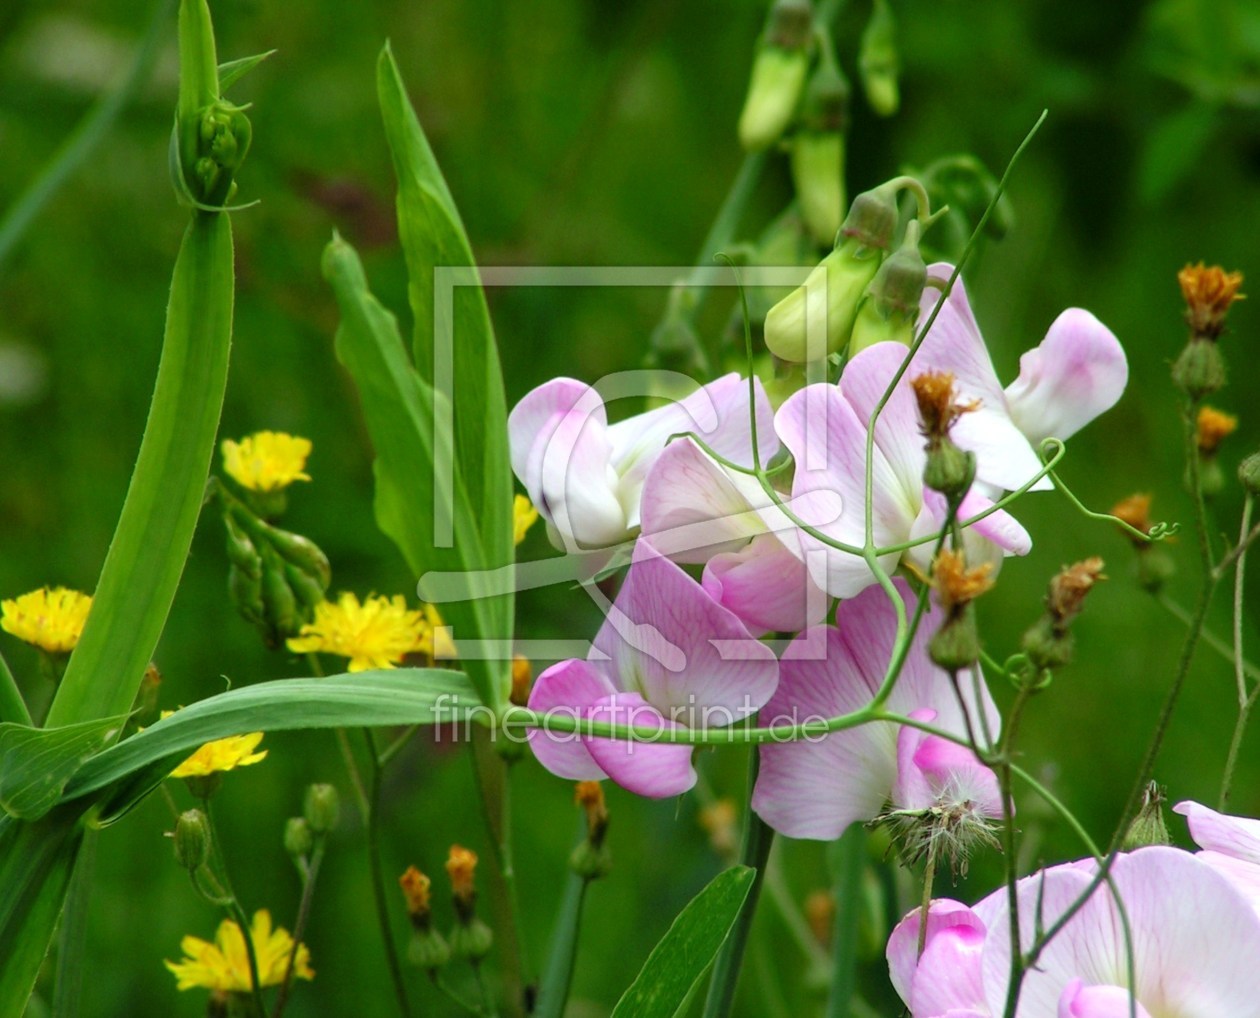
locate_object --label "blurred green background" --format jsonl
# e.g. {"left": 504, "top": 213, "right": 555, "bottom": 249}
{"left": 2, "top": 0, "right": 1259, "bottom": 1014}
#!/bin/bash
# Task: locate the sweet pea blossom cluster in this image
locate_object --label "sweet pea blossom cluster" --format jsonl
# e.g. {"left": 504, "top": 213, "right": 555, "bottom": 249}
{"left": 508, "top": 263, "right": 1126, "bottom": 816}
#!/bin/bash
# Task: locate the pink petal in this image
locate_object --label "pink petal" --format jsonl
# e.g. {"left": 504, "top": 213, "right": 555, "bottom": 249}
{"left": 1193, "top": 851, "right": 1260, "bottom": 920}
{"left": 1004, "top": 309, "right": 1127, "bottom": 445}
{"left": 912, "top": 918, "right": 990, "bottom": 1016}
{"left": 1057, "top": 979, "right": 1153, "bottom": 1018}
{"left": 906, "top": 488, "right": 1032, "bottom": 577}
{"left": 892, "top": 711, "right": 1004, "bottom": 818}
{"left": 536, "top": 409, "right": 628, "bottom": 548}
{"left": 591, "top": 540, "right": 779, "bottom": 720}
{"left": 1174, "top": 800, "right": 1260, "bottom": 865}
{"left": 752, "top": 625, "right": 897, "bottom": 839}
{"left": 582, "top": 692, "right": 696, "bottom": 797}
{"left": 527, "top": 659, "right": 618, "bottom": 781}
{"left": 508, "top": 377, "right": 605, "bottom": 495}
{"left": 702, "top": 533, "right": 830, "bottom": 635}
{"left": 886, "top": 899, "right": 987, "bottom": 1008}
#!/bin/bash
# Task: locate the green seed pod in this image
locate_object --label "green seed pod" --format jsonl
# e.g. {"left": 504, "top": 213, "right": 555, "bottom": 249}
{"left": 922, "top": 441, "right": 975, "bottom": 501}
{"left": 174, "top": 809, "right": 211, "bottom": 871}
{"left": 792, "top": 134, "right": 846, "bottom": 249}
{"left": 764, "top": 238, "right": 882, "bottom": 362}
{"left": 569, "top": 839, "right": 613, "bottom": 880}
{"left": 1122, "top": 782, "right": 1171, "bottom": 850}
{"left": 928, "top": 605, "right": 981, "bottom": 672}
{"left": 1021, "top": 615, "right": 1074, "bottom": 673}
{"left": 408, "top": 928, "right": 452, "bottom": 971}
{"left": 303, "top": 783, "right": 340, "bottom": 834}
{"left": 858, "top": 0, "right": 900, "bottom": 116}
{"left": 1239, "top": 451, "right": 1260, "bottom": 496}
{"left": 448, "top": 917, "right": 494, "bottom": 962}
{"left": 848, "top": 221, "right": 927, "bottom": 356}
{"left": 1172, "top": 339, "right": 1227, "bottom": 400}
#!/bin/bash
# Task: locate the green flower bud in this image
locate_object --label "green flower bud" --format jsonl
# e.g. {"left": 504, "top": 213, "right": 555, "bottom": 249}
{"left": 763, "top": 239, "right": 882, "bottom": 362}
{"left": 1239, "top": 451, "right": 1260, "bottom": 496}
{"left": 569, "top": 839, "right": 613, "bottom": 880}
{"left": 839, "top": 185, "right": 899, "bottom": 251}
{"left": 223, "top": 514, "right": 262, "bottom": 575}
{"left": 858, "top": 0, "right": 900, "bottom": 116}
{"left": 259, "top": 552, "right": 299, "bottom": 647}
{"left": 284, "top": 562, "right": 327, "bottom": 612}
{"left": 848, "top": 220, "right": 926, "bottom": 356}
{"left": 1135, "top": 546, "right": 1175, "bottom": 594}
{"left": 792, "top": 134, "right": 846, "bottom": 249}
{"left": 1122, "top": 783, "right": 1171, "bottom": 850}
{"left": 738, "top": 1, "right": 813, "bottom": 151}
{"left": 284, "top": 816, "right": 313, "bottom": 859}
{"left": 1172, "top": 339, "right": 1227, "bottom": 400}
{"left": 408, "top": 928, "right": 452, "bottom": 971}
{"left": 744, "top": 209, "right": 813, "bottom": 326}
{"left": 1020, "top": 615, "right": 1073, "bottom": 673}
{"left": 266, "top": 527, "right": 332, "bottom": 588}
{"left": 303, "top": 783, "right": 340, "bottom": 834}
{"left": 228, "top": 563, "right": 265, "bottom": 626}
{"left": 923, "top": 441, "right": 975, "bottom": 501}
{"left": 1195, "top": 457, "right": 1225, "bottom": 498}
{"left": 183, "top": 772, "right": 223, "bottom": 801}
{"left": 448, "top": 917, "right": 494, "bottom": 962}
{"left": 174, "top": 809, "right": 211, "bottom": 871}
{"left": 928, "top": 604, "right": 981, "bottom": 671}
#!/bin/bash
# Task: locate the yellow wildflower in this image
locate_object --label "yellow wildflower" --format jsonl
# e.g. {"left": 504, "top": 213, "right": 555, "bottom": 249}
{"left": 165, "top": 909, "right": 313, "bottom": 991}
{"left": 513, "top": 494, "right": 539, "bottom": 545}
{"left": 418, "top": 603, "right": 456, "bottom": 661}
{"left": 1, "top": 587, "right": 92, "bottom": 654}
{"left": 399, "top": 865, "right": 432, "bottom": 921}
{"left": 445, "top": 845, "right": 479, "bottom": 904}
{"left": 287, "top": 592, "right": 430, "bottom": 672}
{"left": 169, "top": 727, "right": 267, "bottom": 779}
{"left": 221, "top": 431, "right": 312, "bottom": 492}
{"left": 1196, "top": 405, "right": 1238, "bottom": 457}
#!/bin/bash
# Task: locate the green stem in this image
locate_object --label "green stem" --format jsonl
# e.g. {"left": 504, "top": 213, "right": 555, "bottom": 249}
{"left": 1155, "top": 593, "right": 1260, "bottom": 683}
{"left": 51, "top": 828, "right": 97, "bottom": 1018}
{"left": 702, "top": 751, "right": 775, "bottom": 1018}
{"left": 0, "top": 0, "right": 176, "bottom": 279}
{"left": 0, "top": 647, "right": 30, "bottom": 726}
{"left": 204, "top": 799, "right": 266, "bottom": 1016}
{"left": 1219, "top": 494, "right": 1255, "bottom": 810}
{"left": 364, "top": 729, "right": 413, "bottom": 1018}
{"left": 824, "top": 824, "right": 865, "bottom": 1017}
{"left": 764, "top": 853, "right": 830, "bottom": 969}
{"left": 535, "top": 837, "right": 590, "bottom": 1018}
{"left": 271, "top": 839, "right": 324, "bottom": 1018}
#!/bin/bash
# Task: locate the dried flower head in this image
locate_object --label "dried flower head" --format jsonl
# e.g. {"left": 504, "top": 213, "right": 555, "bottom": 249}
{"left": 445, "top": 845, "right": 478, "bottom": 904}
{"left": 1, "top": 586, "right": 92, "bottom": 654}
{"left": 1196, "top": 406, "right": 1238, "bottom": 457}
{"left": 1046, "top": 557, "right": 1106, "bottom": 626}
{"left": 910, "top": 371, "right": 979, "bottom": 443}
{"left": 1179, "top": 263, "right": 1245, "bottom": 341}
{"left": 164, "top": 910, "right": 313, "bottom": 991}
{"left": 931, "top": 549, "right": 995, "bottom": 612}
{"left": 286, "top": 592, "right": 431, "bottom": 672}
{"left": 399, "top": 865, "right": 432, "bottom": 922}
{"left": 575, "top": 780, "right": 610, "bottom": 845}
{"left": 221, "top": 432, "right": 312, "bottom": 492}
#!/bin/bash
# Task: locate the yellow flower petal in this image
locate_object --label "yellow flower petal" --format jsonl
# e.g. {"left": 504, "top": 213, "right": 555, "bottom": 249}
{"left": 0, "top": 587, "right": 92, "bottom": 654}
{"left": 287, "top": 592, "right": 433, "bottom": 670}
{"left": 165, "top": 909, "right": 313, "bottom": 991}
{"left": 221, "top": 431, "right": 312, "bottom": 492}
{"left": 169, "top": 730, "right": 268, "bottom": 779}
{"left": 513, "top": 494, "right": 540, "bottom": 546}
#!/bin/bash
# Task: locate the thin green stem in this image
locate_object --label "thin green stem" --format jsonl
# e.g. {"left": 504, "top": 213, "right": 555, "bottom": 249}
{"left": 0, "top": 646, "right": 31, "bottom": 726}
{"left": 204, "top": 799, "right": 266, "bottom": 1016}
{"left": 1219, "top": 494, "right": 1255, "bottom": 810}
{"left": 271, "top": 839, "right": 325, "bottom": 1018}
{"left": 535, "top": 830, "right": 590, "bottom": 1018}
{"left": 702, "top": 751, "right": 775, "bottom": 1018}
{"left": 824, "top": 824, "right": 865, "bottom": 1018}
{"left": 1154, "top": 592, "right": 1260, "bottom": 684}
{"left": 377, "top": 724, "right": 422, "bottom": 768}
{"left": 305, "top": 653, "right": 369, "bottom": 821}
{"left": 364, "top": 729, "right": 413, "bottom": 1018}
{"left": 997, "top": 684, "right": 1033, "bottom": 1018}
{"left": 763, "top": 852, "right": 830, "bottom": 969}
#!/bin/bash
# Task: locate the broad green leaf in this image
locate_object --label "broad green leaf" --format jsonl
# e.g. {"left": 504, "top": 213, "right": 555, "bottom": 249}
{"left": 61, "top": 668, "right": 482, "bottom": 805}
{"left": 0, "top": 717, "right": 123, "bottom": 821}
{"left": 611, "top": 866, "right": 756, "bottom": 1018}
{"left": 45, "top": 210, "right": 234, "bottom": 729}
{"left": 0, "top": 809, "right": 85, "bottom": 1016}
{"left": 376, "top": 43, "right": 514, "bottom": 583}
{"left": 322, "top": 234, "right": 510, "bottom": 710}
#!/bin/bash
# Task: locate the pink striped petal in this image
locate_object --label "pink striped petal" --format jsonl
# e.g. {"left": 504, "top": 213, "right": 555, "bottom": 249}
{"left": 1057, "top": 979, "right": 1153, "bottom": 1018}
{"left": 527, "top": 659, "right": 618, "bottom": 781}
{"left": 582, "top": 692, "right": 696, "bottom": 797}
{"left": 702, "top": 533, "right": 829, "bottom": 636}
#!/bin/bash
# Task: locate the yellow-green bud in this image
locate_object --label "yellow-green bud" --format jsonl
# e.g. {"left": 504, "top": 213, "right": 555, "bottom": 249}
{"left": 763, "top": 239, "right": 882, "bottom": 362}
{"left": 848, "top": 221, "right": 926, "bottom": 356}
{"left": 1172, "top": 339, "right": 1226, "bottom": 400}
{"left": 1239, "top": 451, "right": 1260, "bottom": 496}
{"left": 738, "top": 1, "right": 813, "bottom": 151}
{"left": 792, "top": 134, "right": 846, "bottom": 249}
{"left": 303, "top": 783, "right": 340, "bottom": 834}
{"left": 174, "top": 809, "right": 211, "bottom": 871}
{"left": 408, "top": 928, "right": 452, "bottom": 970}
{"left": 569, "top": 839, "right": 613, "bottom": 880}
{"left": 448, "top": 917, "right": 494, "bottom": 962}
{"left": 259, "top": 552, "right": 299, "bottom": 647}
{"left": 284, "top": 817, "right": 313, "bottom": 859}
{"left": 1122, "top": 783, "right": 1171, "bottom": 850}
{"left": 858, "top": 0, "right": 900, "bottom": 116}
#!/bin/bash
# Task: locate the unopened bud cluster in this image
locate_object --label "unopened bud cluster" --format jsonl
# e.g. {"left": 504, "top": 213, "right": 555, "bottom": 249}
{"left": 1020, "top": 558, "right": 1106, "bottom": 683}
{"left": 1171, "top": 263, "right": 1244, "bottom": 399}
{"left": 928, "top": 548, "right": 994, "bottom": 671}
{"left": 570, "top": 781, "right": 613, "bottom": 880}
{"left": 911, "top": 371, "right": 977, "bottom": 502}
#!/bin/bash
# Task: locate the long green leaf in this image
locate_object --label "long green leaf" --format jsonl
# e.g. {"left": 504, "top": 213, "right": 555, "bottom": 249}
{"left": 45, "top": 210, "right": 234, "bottom": 728}
{"left": 322, "top": 234, "right": 509, "bottom": 710}
{"left": 0, "top": 648, "right": 29, "bottom": 727}
{"left": 0, "top": 809, "right": 85, "bottom": 1017}
{"left": 612, "top": 866, "right": 756, "bottom": 1018}
{"left": 0, "top": 717, "right": 123, "bottom": 820}
{"left": 61, "top": 668, "right": 481, "bottom": 804}
{"left": 376, "top": 44, "right": 513, "bottom": 572}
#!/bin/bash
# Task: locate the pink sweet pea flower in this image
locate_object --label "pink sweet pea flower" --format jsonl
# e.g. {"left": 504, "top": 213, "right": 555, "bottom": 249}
{"left": 776, "top": 343, "right": 1033, "bottom": 599}
{"left": 526, "top": 539, "right": 778, "bottom": 797}
{"left": 638, "top": 437, "right": 831, "bottom": 635}
{"left": 915, "top": 264, "right": 1128, "bottom": 488}
{"left": 1174, "top": 800, "right": 1260, "bottom": 919}
{"left": 508, "top": 373, "right": 777, "bottom": 550}
{"left": 751, "top": 579, "right": 1001, "bottom": 840}
{"left": 887, "top": 847, "right": 1260, "bottom": 1017}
